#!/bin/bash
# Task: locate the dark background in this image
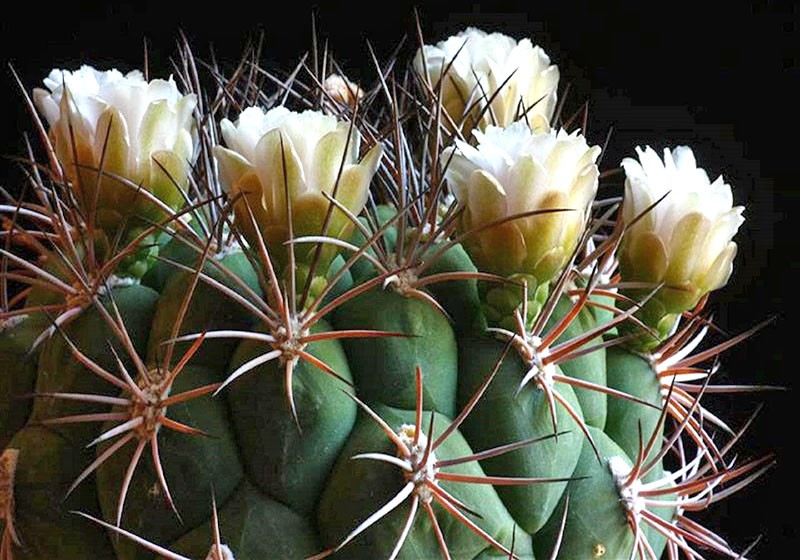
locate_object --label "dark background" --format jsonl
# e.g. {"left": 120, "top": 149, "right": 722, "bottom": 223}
{"left": 1, "top": 0, "right": 795, "bottom": 556}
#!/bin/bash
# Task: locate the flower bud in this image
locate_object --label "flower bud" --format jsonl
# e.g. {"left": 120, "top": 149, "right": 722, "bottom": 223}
{"left": 414, "top": 27, "right": 559, "bottom": 137}
{"left": 214, "top": 106, "right": 382, "bottom": 274}
{"left": 443, "top": 121, "right": 600, "bottom": 286}
{"left": 33, "top": 65, "right": 197, "bottom": 232}
{"left": 323, "top": 74, "right": 364, "bottom": 108}
{"left": 619, "top": 146, "right": 745, "bottom": 339}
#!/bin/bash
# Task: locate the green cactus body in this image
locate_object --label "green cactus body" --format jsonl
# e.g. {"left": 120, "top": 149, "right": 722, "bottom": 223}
{"left": 30, "top": 285, "right": 159, "bottom": 444}
{"left": 321, "top": 254, "right": 355, "bottom": 306}
{"left": 457, "top": 336, "right": 584, "bottom": 534}
{"left": 533, "top": 427, "right": 635, "bottom": 559}
{"left": 165, "top": 481, "right": 321, "bottom": 559}
{"left": 334, "top": 288, "right": 458, "bottom": 417}
{"left": 140, "top": 230, "right": 207, "bottom": 292}
{"left": 226, "top": 320, "right": 356, "bottom": 515}
{"left": 604, "top": 346, "right": 663, "bottom": 467}
{"left": 604, "top": 352, "right": 675, "bottom": 558}
{"left": 638, "top": 461, "right": 675, "bottom": 560}
{"left": 145, "top": 249, "right": 261, "bottom": 374}
{"left": 317, "top": 405, "right": 533, "bottom": 559}
{"left": 544, "top": 295, "right": 607, "bottom": 429}
{"left": 95, "top": 364, "right": 243, "bottom": 560}
{"left": 4, "top": 427, "right": 116, "bottom": 560}
{"left": 591, "top": 292, "right": 618, "bottom": 339}
{"left": 0, "top": 27, "right": 773, "bottom": 560}
{"left": 0, "top": 315, "right": 48, "bottom": 448}
{"left": 346, "top": 205, "right": 399, "bottom": 285}
{"left": 419, "top": 242, "right": 487, "bottom": 336}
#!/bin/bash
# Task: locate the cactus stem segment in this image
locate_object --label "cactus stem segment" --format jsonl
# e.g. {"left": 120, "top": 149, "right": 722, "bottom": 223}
{"left": 189, "top": 201, "right": 413, "bottom": 424}
{"left": 0, "top": 186, "right": 194, "bottom": 349}
{"left": 607, "top": 386, "right": 775, "bottom": 559}
{"left": 488, "top": 274, "right": 660, "bottom": 460}
{"left": 336, "top": 366, "right": 577, "bottom": 559}
{"left": 292, "top": 186, "right": 507, "bottom": 321}
{"left": 168, "top": 210, "right": 408, "bottom": 426}
{"left": 72, "top": 493, "right": 241, "bottom": 560}
{"left": 73, "top": 511, "right": 190, "bottom": 559}
{"left": 37, "top": 314, "right": 216, "bottom": 528}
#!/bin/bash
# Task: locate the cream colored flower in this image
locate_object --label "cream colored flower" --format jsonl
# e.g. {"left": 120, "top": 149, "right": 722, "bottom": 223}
{"left": 414, "top": 27, "right": 559, "bottom": 136}
{"left": 443, "top": 121, "right": 600, "bottom": 284}
{"left": 214, "top": 106, "right": 382, "bottom": 271}
{"left": 619, "top": 146, "right": 745, "bottom": 315}
{"left": 33, "top": 65, "right": 197, "bottom": 230}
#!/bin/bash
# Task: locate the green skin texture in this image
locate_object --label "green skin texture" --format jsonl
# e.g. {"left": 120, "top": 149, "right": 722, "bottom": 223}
{"left": 322, "top": 254, "right": 356, "bottom": 306}
{"left": 534, "top": 426, "right": 635, "bottom": 559}
{"left": 165, "top": 481, "right": 321, "bottom": 560}
{"left": 591, "top": 292, "right": 618, "bottom": 338}
{"left": 457, "top": 336, "right": 584, "bottom": 535}
{"left": 0, "top": 314, "right": 49, "bottom": 448}
{"left": 317, "top": 405, "right": 534, "bottom": 560}
{"left": 145, "top": 249, "right": 262, "bottom": 375}
{"left": 344, "top": 209, "right": 485, "bottom": 336}
{"left": 534, "top": 426, "right": 676, "bottom": 559}
{"left": 544, "top": 295, "right": 607, "bottom": 429}
{"left": 1, "top": 222, "right": 684, "bottom": 559}
{"left": 96, "top": 365, "right": 244, "bottom": 560}
{"left": 418, "top": 242, "right": 487, "bottom": 337}
{"left": 334, "top": 288, "right": 458, "bottom": 418}
{"left": 30, "top": 285, "right": 160, "bottom": 445}
{"left": 346, "top": 205, "right": 399, "bottom": 286}
{"left": 604, "top": 346, "right": 673, "bottom": 557}
{"left": 4, "top": 426, "right": 116, "bottom": 560}
{"left": 604, "top": 347, "right": 663, "bottom": 470}
{"left": 141, "top": 230, "right": 207, "bottom": 293}
{"left": 226, "top": 320, "right": 356, "bottom": 516}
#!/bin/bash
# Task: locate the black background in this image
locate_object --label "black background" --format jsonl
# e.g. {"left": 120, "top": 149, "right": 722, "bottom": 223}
{"left": 1, "top": 0, "right": 796, "bottom": 557}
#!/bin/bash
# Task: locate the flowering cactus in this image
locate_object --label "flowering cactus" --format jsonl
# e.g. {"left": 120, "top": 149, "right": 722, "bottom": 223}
{"left": 0, "top": 20, "right": 779, "bottom": 560}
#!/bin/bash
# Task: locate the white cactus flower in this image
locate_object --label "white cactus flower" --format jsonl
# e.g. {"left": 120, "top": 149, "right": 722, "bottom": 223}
{"left": 414, "top": 27, "right": 559, "bottom": 136}
{"left": 443, "top": 121, "right": 600, "bottom": 283}
{"left": 214, "top": 106, "right": 382, "bottom": 271}
{"left": 619, "top": 146, "right": 745, "bottom": 316}
{"left": 33, "top": 65, "right": 197, "bottom": 228}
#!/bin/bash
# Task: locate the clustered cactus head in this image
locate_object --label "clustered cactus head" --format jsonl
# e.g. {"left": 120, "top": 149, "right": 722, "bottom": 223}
{"left": 0, "top": 16, "right": 779, "bottom": 560}
{"left": 33, "top": 66, "right": 198, "bottom": 238}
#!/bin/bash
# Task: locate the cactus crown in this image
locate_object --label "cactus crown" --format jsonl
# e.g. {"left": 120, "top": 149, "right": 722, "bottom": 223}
{"left": 0, "top": 14, "right": 782, "bottom": 560}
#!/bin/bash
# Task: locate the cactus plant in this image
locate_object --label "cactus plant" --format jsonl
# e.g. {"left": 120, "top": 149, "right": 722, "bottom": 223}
{"left": 0, "top": 15, "right": 783, "bottom": 560}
